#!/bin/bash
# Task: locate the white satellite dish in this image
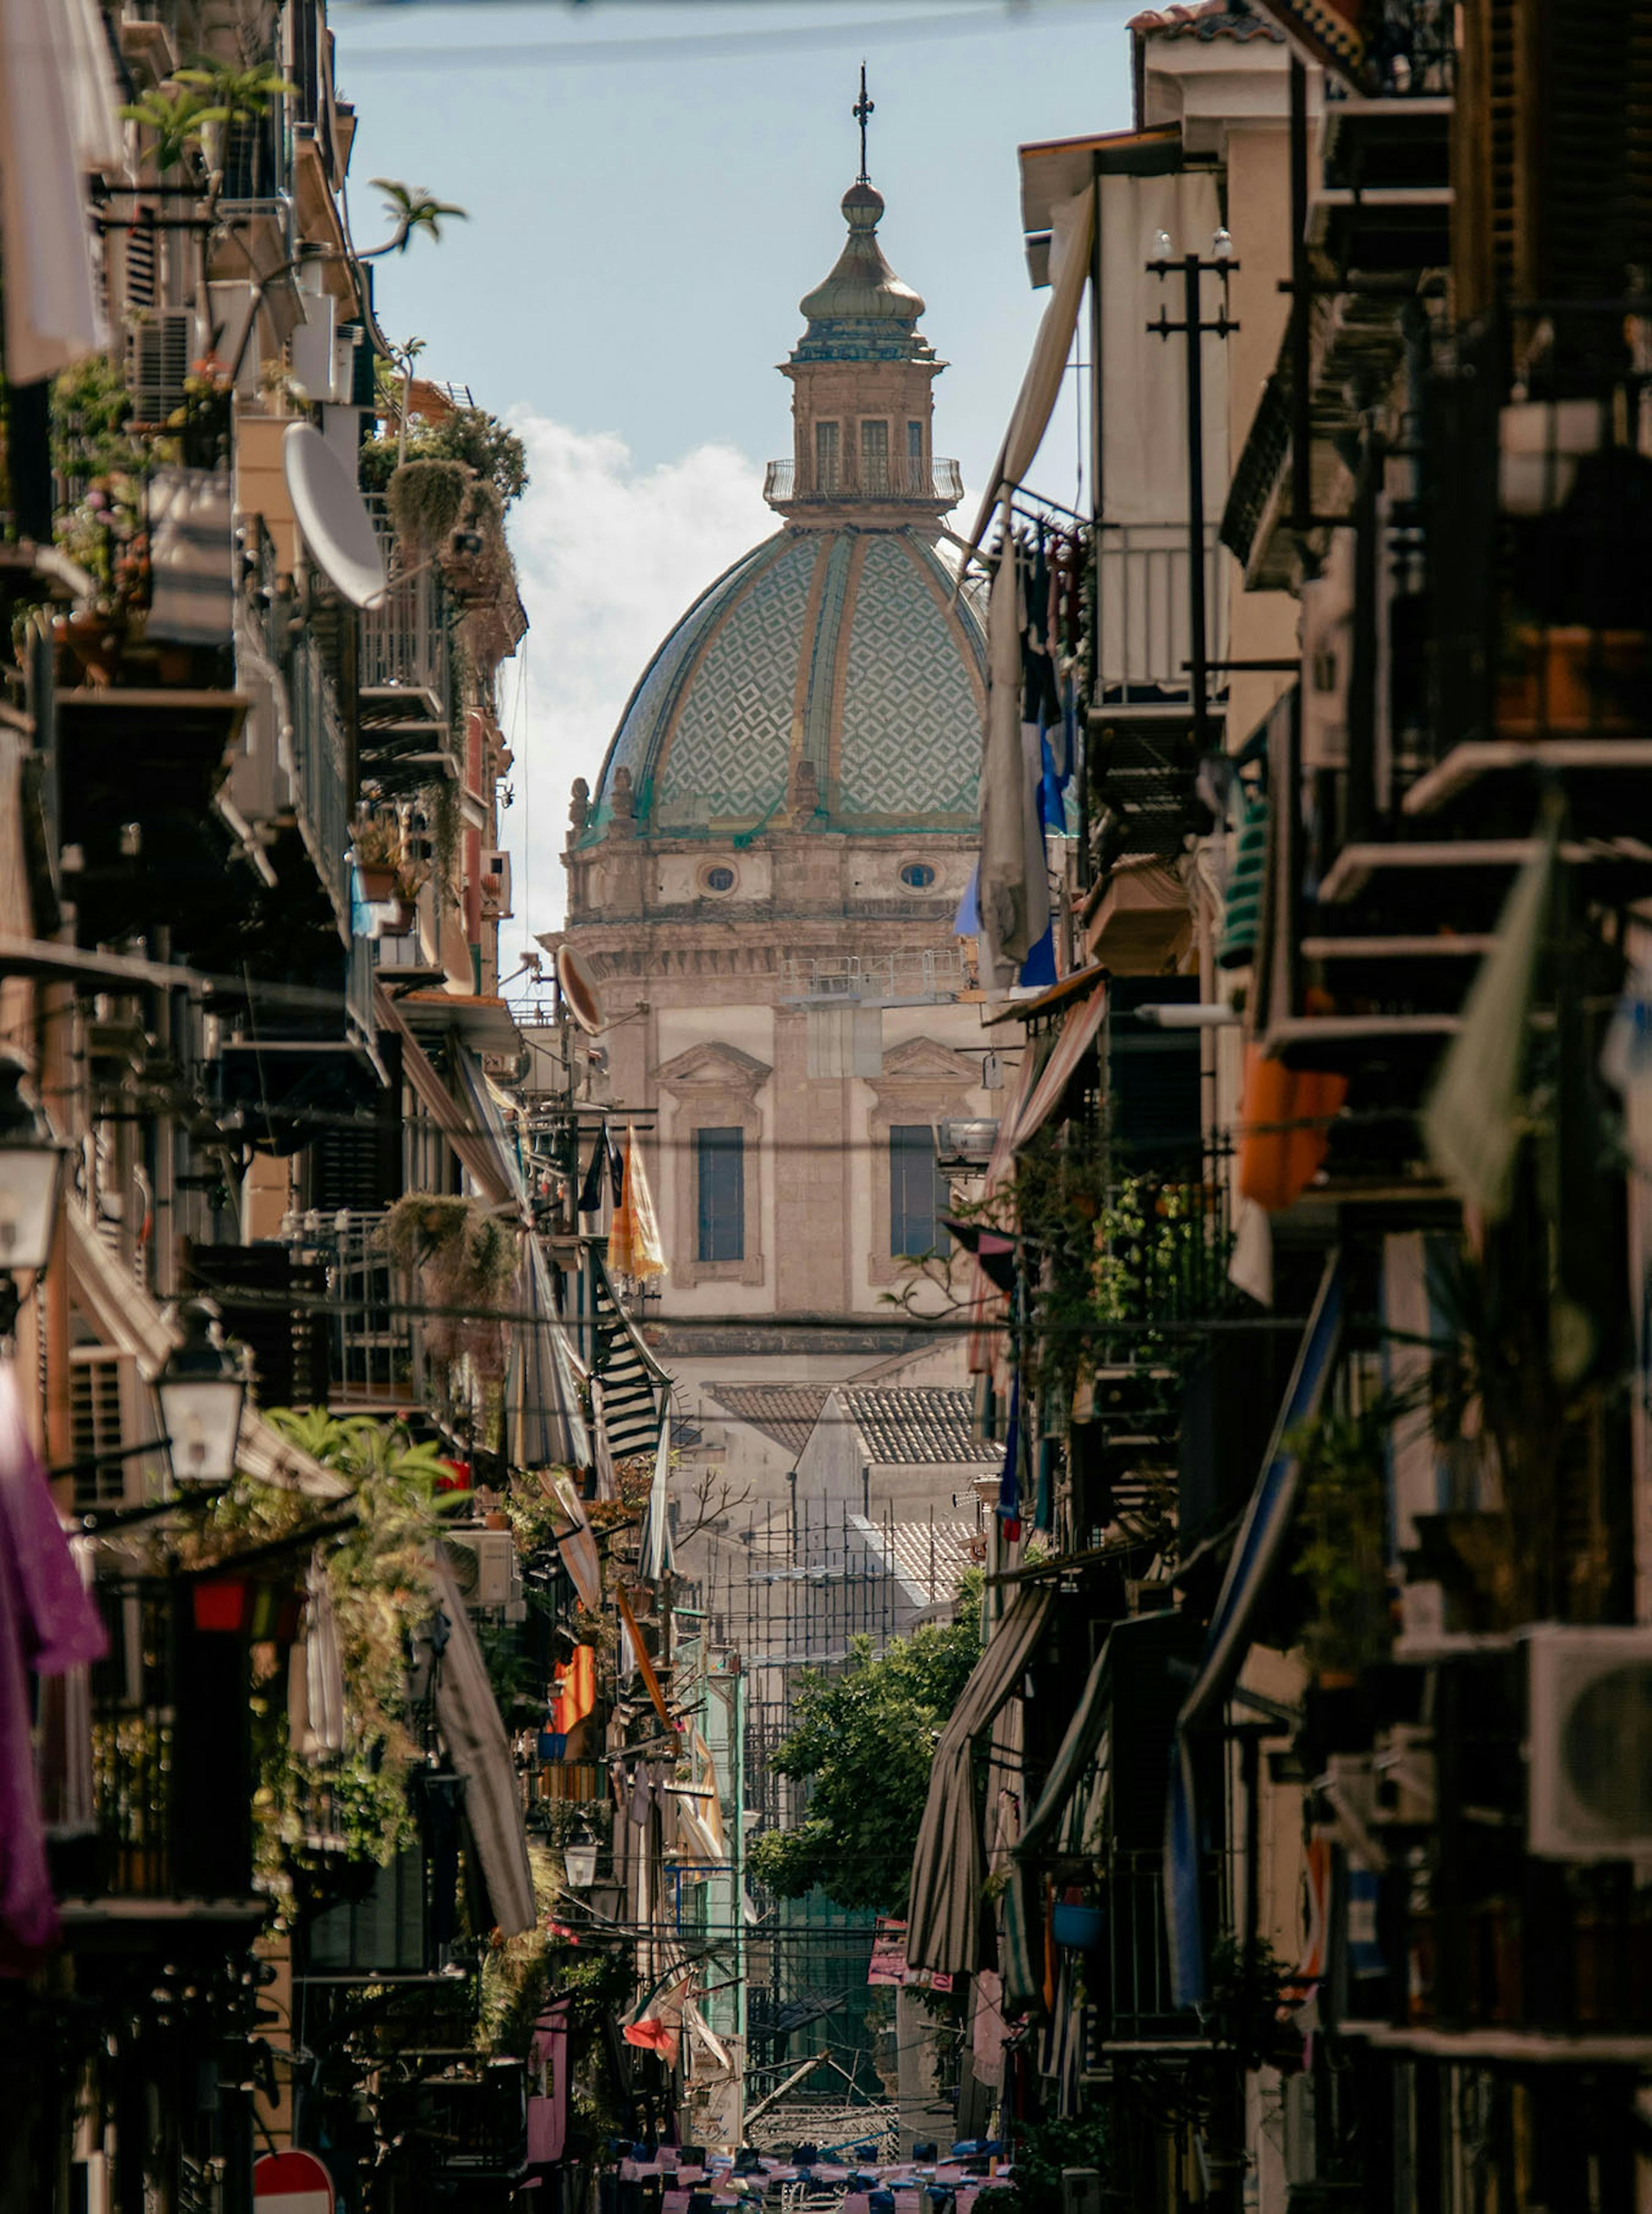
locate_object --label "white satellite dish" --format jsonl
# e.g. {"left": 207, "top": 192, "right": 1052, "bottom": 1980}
{"left": 556, "top": 944, "right": 607, "bottom": 1035}
{"left": 282, "top": 422, "right": 388, "bottom": 610}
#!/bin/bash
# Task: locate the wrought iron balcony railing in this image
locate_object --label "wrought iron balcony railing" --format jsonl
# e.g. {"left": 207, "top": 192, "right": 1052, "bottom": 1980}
{"left": 52, "top": 1577, "right": 258, "bottom": 1913}
{"left": 764, "top": 456, "right": 964, "bottom": 506}
{"left": 360, "top": 493, "right": 453, "bottom": 729}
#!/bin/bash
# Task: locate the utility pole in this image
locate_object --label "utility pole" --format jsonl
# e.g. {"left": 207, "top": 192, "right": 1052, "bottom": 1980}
{"left": 1146, "top": 236, "right": 1239, "bottom": 759}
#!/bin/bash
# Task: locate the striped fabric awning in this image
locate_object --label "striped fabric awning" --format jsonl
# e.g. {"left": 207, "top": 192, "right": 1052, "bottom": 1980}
{"left": 591, "top": 1250, "right": 666, "bottom": 1463}
{"left": 1011, "top": 970, "right": 1107, "bottom": 1150}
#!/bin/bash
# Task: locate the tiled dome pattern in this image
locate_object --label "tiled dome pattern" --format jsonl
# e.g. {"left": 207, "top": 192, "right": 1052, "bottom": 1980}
{"left": 586, "top": 526, "right": 986, "bottom": 839}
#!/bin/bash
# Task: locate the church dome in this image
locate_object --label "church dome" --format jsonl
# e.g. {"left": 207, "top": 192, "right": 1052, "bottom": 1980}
{"left": 577, "top": 153, "right": 982, "bottom": 850}
{"left": 583, "top": 524, "right": 984, "bottom": 839}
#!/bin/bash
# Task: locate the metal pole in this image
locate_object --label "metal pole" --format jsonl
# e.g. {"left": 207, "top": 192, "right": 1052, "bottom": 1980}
{"left": 1289, "top": 57, "right": 1313, "bottom": 545}
{"left": 1183, "top": 253, "right": 1209, "bottom": 758}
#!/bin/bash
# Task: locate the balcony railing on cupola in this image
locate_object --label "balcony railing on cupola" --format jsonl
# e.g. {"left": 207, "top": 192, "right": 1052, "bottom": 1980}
{"left": 764, "top": 455, "right": 963, "bottom": 508}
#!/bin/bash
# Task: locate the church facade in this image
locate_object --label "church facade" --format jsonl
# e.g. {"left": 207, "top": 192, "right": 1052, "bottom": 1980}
{"left": 545, "top": 163, "right": 1008, "bottom": 1472}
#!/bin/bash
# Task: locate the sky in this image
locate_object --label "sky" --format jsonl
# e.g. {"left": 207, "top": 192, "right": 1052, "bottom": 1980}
{"left": 330, "top": 0, "right": 1137, "bottom": 944}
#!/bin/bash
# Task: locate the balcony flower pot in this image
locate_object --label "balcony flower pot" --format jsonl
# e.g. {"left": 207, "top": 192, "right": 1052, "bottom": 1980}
{"left": 52, "top": 610, "right": 118, "bottom": 689}
{"left": 380, "top": 899, "right": 417, "bottom": 939}
{"left": 356, "top": 862, "right": 397, "bottom": 904}
{"left": 1051, "top": 1899, "right": 1106, "bottom": 1951}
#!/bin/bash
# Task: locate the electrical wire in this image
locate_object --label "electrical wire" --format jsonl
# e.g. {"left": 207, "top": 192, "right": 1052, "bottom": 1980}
{"left": 334, "top": 0, "right": 1128, "bottom": 72}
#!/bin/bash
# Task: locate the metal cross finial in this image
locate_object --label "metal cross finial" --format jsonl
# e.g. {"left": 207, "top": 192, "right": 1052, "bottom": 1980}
{"left": 853, "top": 64, "right": 875, "bottom": 184}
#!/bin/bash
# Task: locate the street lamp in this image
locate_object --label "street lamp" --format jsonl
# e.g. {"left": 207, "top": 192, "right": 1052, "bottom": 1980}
{"left": 157, "top": 1302, "right": 247, "bottom": 1485}
{"left": 0, "top": 1053, "right": 68, "bottom": 1339}
{"left": 563, "top": 1826, "right": 600, "bottom": 1889}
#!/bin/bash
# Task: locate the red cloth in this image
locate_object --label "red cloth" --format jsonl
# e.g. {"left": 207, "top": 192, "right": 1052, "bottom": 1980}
{"left": 0, "top": 1359, "right": 107, "bottom": 1972}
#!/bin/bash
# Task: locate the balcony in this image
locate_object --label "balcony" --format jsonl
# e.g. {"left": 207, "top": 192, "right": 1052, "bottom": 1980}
{"left": 359, "top": 493, "right": 456, "bottom": 795}
{"left": 52, "top": 1577, "right": 262, "bottom": 1938}
{"left": 278, "top": 1208, "right": 420, "bottom": 1412}
{"left": 763, "top": 455, "right": 964, "bottom": 511}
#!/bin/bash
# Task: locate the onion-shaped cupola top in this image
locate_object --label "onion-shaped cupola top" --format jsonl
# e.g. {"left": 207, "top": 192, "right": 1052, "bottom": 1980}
{"left": 793, "top": 181, "right": 933, "bottom": 361}
{"left": 772, "top": 125, "right": 957, "bottom": 521}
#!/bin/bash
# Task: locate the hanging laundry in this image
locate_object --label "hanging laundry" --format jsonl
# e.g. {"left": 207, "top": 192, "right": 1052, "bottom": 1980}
{"left": 551, "top": 1644, "right": 596, "bottom": 1736}
{"left": 608, "top": 1121, "right": 666, "bottom": 1282}
{"left": 978, "top": 508, "right": 1051, "bottom": 977}
{"left": 639, "top": 1412, "right": 675, "bottom": 1588}
{"left": 0, "top": 1359, "right": 107, "bottom": 1972}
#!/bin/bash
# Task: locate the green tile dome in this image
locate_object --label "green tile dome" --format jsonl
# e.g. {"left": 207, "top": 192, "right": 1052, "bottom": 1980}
{"left": 583, "top": 525, "right": 985, "bottom": 840}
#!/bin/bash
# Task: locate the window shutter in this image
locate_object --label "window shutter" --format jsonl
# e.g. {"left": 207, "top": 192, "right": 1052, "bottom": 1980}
{"left": 125, "top": 312, "right": 193, "bottom": 428}
{"left": 68, "top": 1349, "right": 139, "bottom": 1510}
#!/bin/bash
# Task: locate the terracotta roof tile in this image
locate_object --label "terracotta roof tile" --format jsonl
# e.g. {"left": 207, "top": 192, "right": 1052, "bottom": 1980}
{"left": 705, "top": 1384, "right": 828, "bottom": 1458}
{"left": 1128, "top": 0, "right": 1285, "bottom": 40}
{"left": 839, "top": 1386, "right": 999, "bottom": 1467}
{"left": 854, "top": 1516, "right": 984, "bottom": 1606}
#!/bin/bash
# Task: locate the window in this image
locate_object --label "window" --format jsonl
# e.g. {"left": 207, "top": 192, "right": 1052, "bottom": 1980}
{"left": 899, "top": 861, "right": 936, "bottom": 890}
{"left": 890, "top": 1124, "right": 947, "bottom": 1258}
{"left": 815, "top": 420, "right": 841, "bottom": 494}
{"left": 906, "top": 419, "right": 925, "bottom": 466}
{"left": 703, "top": 865, "right": 735, "bottom": 893}
{"left": 696, "top": 1128, "right": 745, "bottom": 1263}
{"left": 860, "top": 417, "right": 889, "bottom": 493}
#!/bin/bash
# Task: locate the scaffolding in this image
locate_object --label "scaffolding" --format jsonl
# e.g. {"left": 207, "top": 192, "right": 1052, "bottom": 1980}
{"left": 696, "top": 1498, "right": 981, "bottom": 2096}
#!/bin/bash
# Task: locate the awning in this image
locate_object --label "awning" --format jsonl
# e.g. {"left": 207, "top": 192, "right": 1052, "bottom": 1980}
{"left": 1165, "top": 1250, "right": 1344, "bottom": 2005}
{"left": 906, "top": 1583, "right": 1054, "bottom": 1975}
{"left": 960, "top": 183, "right": 1097, "bottom": 567}
{"left": 430, "top": 1552, "right": 536, "bottom": 1936}
{"left": 1011, "top": 973, "right": 1108, "bottom": 1150}
{"left": 374, "top": 985, "right": 515, "bottom": 1208}
{"left": 0, "top": 0, "right": 121, "bottom": 384}
{"left": 63, "top": 1206, "right": 346, "bottom": 1500}
{"left": 1018, "top": 124, "right": 1183, "bottom": 259}
{"left": 590, "top": 1249, "right": 667, "bottom": 1460}
{"left": 1014, "top": 1640, "right": 1111, "bottom": 1864}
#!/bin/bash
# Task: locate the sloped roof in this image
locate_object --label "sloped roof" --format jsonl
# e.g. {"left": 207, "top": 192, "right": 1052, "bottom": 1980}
{"left": 706, "top": 1384, "right": 829, "bottom": 1458}
{"left": 840, "top": 1386, "right": 999, "bottom": 1466}
{"left": 853, "top": 1515, "right": 984, "bottom": 1606}
{"left": 1129, "top": 0, "right": 1285, "bottom": 38}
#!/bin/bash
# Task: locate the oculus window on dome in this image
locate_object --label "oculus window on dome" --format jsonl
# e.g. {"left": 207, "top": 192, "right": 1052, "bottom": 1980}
{"left": 900, "top": 861, "right": 936, "bottom": 890}
{"left": 702, "top": 865, "right": 736, "bottom": 895}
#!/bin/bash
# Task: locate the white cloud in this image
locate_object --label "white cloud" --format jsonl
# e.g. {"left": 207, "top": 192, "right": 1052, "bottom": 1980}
{"left": 496, "top": 410, "right": 771, "bottom": 946}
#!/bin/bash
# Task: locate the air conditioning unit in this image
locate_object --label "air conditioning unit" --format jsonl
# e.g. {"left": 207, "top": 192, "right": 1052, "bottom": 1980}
{"left": 478, "top": 849, "right": 512, "bottom": 918}
{"left": 1528, "top": 1626, "right": 1652, "bottom": 1860}
{"left": 443, "top": 1529, "right": 523, "bottom": 1616}
{"left": 125, "top": 309, "right": 194, "bottom": 426}
{"left": 1061, "top": 2172, "right": 1104, "bottom": 2214}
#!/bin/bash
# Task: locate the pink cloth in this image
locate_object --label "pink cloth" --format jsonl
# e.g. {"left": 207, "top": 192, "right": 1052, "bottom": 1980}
{"left": 0, "top": 1360, "right": 106, "bottom": 1971}
{"left": 528, "top": 2002, "right": 569, "bottom": 2165}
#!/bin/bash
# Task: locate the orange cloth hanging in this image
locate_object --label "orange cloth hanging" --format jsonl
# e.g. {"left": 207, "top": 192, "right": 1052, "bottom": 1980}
{"left": 551, "top": 1644, "right": 595, "bottom": 1735}
{"left": 1236, "top": 1041, "right": 1349, "bottom": 1212}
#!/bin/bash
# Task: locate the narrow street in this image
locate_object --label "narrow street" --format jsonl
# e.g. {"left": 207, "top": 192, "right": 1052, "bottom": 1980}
{"left": 1, "top": 1, "right": 1649, "bottom": 2208}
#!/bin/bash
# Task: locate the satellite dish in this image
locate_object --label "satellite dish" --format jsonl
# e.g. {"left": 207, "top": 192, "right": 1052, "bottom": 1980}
{"left": 282, "top": 422, "right": 388, "bottom": 610}
{"left": 556, "top": 944, "right": 607, "bottom": 1035}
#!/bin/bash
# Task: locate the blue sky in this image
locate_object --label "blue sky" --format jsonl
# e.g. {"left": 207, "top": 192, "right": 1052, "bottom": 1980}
{"left": 331, "top": 0, "right": 1136, "bottom": 937}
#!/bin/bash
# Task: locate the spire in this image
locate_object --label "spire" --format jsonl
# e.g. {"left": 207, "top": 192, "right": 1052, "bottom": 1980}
{"left": 853, "top": 62, "right": 875, "bottom": 185}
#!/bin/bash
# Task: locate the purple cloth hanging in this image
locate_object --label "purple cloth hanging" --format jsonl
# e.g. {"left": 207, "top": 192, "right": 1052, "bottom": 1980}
{"left": 0, "top": 1358, "right": 106, "bottom": 1972}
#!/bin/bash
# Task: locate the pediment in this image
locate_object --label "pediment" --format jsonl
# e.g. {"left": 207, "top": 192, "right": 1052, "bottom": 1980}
{"left": 875, "top": 1035, "right": 976, "bottom": 1088}
{"left": 657, "top": 1039, "right": 773, "bottom": 1095}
